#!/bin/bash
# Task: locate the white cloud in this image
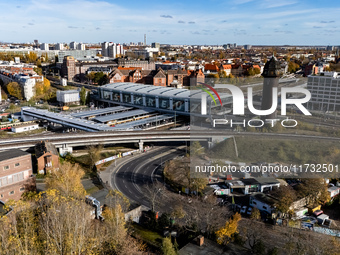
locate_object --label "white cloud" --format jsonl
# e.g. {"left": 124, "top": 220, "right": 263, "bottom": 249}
{"left": 261, "top": 0, "right": 297, "bottom": 9}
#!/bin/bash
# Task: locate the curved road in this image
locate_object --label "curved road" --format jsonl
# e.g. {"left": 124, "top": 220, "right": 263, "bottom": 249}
{"left": 112, "top": 146, "right": 185, "bottom": 207}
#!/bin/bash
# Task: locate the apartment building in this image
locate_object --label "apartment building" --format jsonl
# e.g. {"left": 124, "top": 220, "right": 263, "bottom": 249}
{"left": 0, "top": 150, "right": 35, "bottom": 202}
{"left": 306, "top": 72, "right": 340, "bottom": 112}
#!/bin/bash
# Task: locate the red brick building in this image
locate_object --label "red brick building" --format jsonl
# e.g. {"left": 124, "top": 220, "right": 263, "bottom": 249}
{"left": 35, "top": 142, "right": 60, "bottom": 174}
{"left": 108, "top": 67, "right": 204, "bottom": 87}
{"left": 0, "top": 149, "right": 35, "bottom": 202}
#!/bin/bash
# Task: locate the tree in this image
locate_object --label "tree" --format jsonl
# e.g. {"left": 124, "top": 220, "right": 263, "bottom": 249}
{"left": 215, "top": 212, "right": 241, "bottom": 245}
{"left": 162, "top": 237, "right": 177, "bottom": 255}
{"left": 7, "top": 82, "right": 23, "bottom": 99}
{"left": 143, "top": 181, "right": 164, "bottom": 211}
{"left": 86, "top": 144, "right": 103, "bottom": 171}
{"left": 36, "top": 189, "right": 98, "bottom": 254}
{"left": 288, "top": 61, "right": 300, "bottom": 73}
{"left": 190, "top": 141, "right": 204, "bottom": 156}
{"left": 79, "top": 87, "right": 87, "bottom": 105}
{"left": 35, "top": 78, "right": 50, "bottom": 97}
{"left": 45, "top": 161, "right": 86, "bottom": 198}
{"left": 272, "top": 185, "right": 296, "bottom": 214}
{"left": 250, "top": 207, "right": 261, "bottom": 220}
{"left": 296, "top": 178, "right": 330, "bottom": 205}
{"left": 26, "top": 52, "right": 38, "bottom": 64}
{"left": 245, "top": 67, "right": 256, "bottom": 76}
{"left": 253, "top": 239, "right": 266, "bottom": 255}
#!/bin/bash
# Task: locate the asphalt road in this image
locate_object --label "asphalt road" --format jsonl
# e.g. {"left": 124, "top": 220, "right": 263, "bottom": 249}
{"left": 112, "top": 146, "right": 185, "bottom": 207}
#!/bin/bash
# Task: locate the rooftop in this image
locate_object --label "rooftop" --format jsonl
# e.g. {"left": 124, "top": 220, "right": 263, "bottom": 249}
{"left": 71, "top": 106, "right": 133, "bottom": 118}
{"left": 100, "top": 82, "right": 232, "bottom": 102}
{"left": 0, "top": 149, "right": 30, "bottom": 162}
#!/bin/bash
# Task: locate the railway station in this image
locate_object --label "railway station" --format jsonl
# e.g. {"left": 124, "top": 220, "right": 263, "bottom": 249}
{"left": 97, "top": 83, "right": 233, "bottom": 116}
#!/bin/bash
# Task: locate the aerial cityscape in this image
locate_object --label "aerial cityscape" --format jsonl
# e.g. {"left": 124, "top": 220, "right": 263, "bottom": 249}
{"left": 0, "top": 1, "right": 340, "bottom": 255}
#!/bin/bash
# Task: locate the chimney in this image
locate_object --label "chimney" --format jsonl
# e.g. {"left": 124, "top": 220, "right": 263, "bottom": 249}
{"left": 197, "top": 235, "right": 204, "bottom": 246}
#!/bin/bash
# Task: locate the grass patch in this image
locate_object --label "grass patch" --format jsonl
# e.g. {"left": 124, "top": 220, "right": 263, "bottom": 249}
{"left": 86, "top": 186, "right": 100, "bottom": 194}
{"left": 0, "top": 128, "right": 46, "bottom": 138}
{"left": 210, "top": 136, "right": 340, "bottom": 165}
{"left": 131, "top": 223, "right": 162, "bottom": 248}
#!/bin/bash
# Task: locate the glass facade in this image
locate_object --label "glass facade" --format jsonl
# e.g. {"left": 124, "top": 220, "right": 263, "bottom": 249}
{"left": 112, "top": 92, "right": 120, "bottom": 102}
{"left": 173, "top": 99, "right": 185, "bottom": 111}
{"left": 145, "top": 96, "right": 156, "bottom": 107}
{"left": 122, "top": 93, "right": 131, "bottom": 103}
{"left": 133, "top": 94, "right": 144, "bottom": 106}
{"left": 159, "top": 97, "right": 170, "bottom": 110}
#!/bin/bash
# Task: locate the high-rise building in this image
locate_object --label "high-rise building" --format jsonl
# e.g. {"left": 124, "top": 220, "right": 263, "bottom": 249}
{"left": 70, "top": 41, "right": 77, "bottom": 50}
{"left": 101, "top": 42, "right": 109, "bottom": 57}
{"left": 151, "top": 42, "right": 160, "bottom": 49}
{"left": 55, "top": 43, "right": 64, "bottom": 50}
{"left": 101, "top": 42, "right": 124, "bottom": 58}
{"left": 77, "top": 43, "right": 86, "bottom": 51}
{"left": 326, "top": 46, "right": 335, "bottom": 51}
{"left": 40, "top": 43, "right": 49, "bottom": 51}
{"left": 62, "top": 56, "right": 76, "bottom": 82}
{"left": 261, "top": 55, "right": 281, "bottom": 120}
{"left": 244, "top": 44, "right": 252, "bottom": 50}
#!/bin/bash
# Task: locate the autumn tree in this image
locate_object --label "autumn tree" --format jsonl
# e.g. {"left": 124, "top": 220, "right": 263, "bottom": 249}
{"left": 26, "top": 52, "right": 38, "bottom": 64}
{"left": 36, "top": 189, "right": 99, "bottom": 254}
{"left": 272, "top": 185, "right": 297, "bottom": 214}
{"left": 45, "top": 161, "right": 86, "bottom": 198}
{"left": 250, "top": 207, "right": 261, "bottom": 220}
{"left": 288, "top": 61, "right": 300, "bottom": 73}
{"left": 101, "top": 201, "right": 145, "bottom": 254}
{"left": 162, "top": 237, "right": 177, "bottom": 255}
{"left": 7, "top": 82, "right": 23, "bottom": 100}
{"left": 215, "top": 212, "right": 241, "bottom": 245}
{"left": 35, "top": 78, "right": 51, "bottom": 97}
{"left": 296, "top": 178, "right": 330, "bottom": 205}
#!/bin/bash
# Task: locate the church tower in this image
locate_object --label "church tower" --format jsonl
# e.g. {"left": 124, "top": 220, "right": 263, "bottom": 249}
{"left": 261, "top": 55, "right": 281, "bottom": 120}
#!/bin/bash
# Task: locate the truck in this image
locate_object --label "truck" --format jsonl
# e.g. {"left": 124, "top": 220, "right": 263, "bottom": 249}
{"left": 85, "top": 195, "right": 104, "bottom": 221}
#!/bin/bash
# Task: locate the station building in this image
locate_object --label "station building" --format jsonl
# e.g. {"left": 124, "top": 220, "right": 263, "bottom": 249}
{"left": 97, "top": 83, "right": 233, "bottom": 116}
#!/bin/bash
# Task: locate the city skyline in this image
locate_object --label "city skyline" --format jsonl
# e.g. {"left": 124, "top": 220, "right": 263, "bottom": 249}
{"left": 0, "top": 0, "right": 340, "bottom": 45}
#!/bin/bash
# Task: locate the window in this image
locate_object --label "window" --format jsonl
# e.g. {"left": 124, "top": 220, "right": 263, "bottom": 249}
{"left": 3, "top": 166, "right": 9, "bottom": 170}
{"left": 0, "top": 194, "right": 3, "bottom": 198}
{"left": 15, "top": 163, "right": 20, "bottom": 167}
{"left": 19, "top": 187, "right": 25, "bottom": 192}
{"left": 253, "top": 201, "right": 257, "bottom": 205}
{"left": 9, "top": 191, "right": 14, "bottom": 195}
{"left": 263, "top": 206, "right": 267, "bottom": 210}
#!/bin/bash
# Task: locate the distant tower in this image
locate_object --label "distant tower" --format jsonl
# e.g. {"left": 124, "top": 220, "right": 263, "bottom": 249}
{"left": 261, "top": 55, "right": 281, "bottom": 120}
{"left": 336, "top": 48, "right": 340, "bottom": 63}
{"left": 144, "top": 34, "right": 146, "bottom": 46}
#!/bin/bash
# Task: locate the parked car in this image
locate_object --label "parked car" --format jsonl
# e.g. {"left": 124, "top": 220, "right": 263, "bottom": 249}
{"left": 240, "top": 206, "right": 247, "bottom": 214}
{"left": 313, "top": 210, "right": 323, "bottom": 217}
{"left": 302, "top": 216, "right": 317, "bottom": 224}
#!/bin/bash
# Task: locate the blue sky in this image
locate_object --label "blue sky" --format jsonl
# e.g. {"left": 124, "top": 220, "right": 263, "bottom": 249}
{"left": 0, "top": 0, "right": 339, "bottom": 45}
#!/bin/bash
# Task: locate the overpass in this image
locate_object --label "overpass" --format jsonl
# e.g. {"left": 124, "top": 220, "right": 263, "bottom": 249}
{"left": 0, "top": 130, "right": 222, "bottom": 154}
{"left": 0, "top": 130, "right": 339, "bottom": 154}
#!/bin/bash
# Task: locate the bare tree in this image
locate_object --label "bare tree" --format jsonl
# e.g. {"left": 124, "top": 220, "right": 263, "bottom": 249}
{"left": 143, "top": 181, "right": 164, "bottom": 211}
